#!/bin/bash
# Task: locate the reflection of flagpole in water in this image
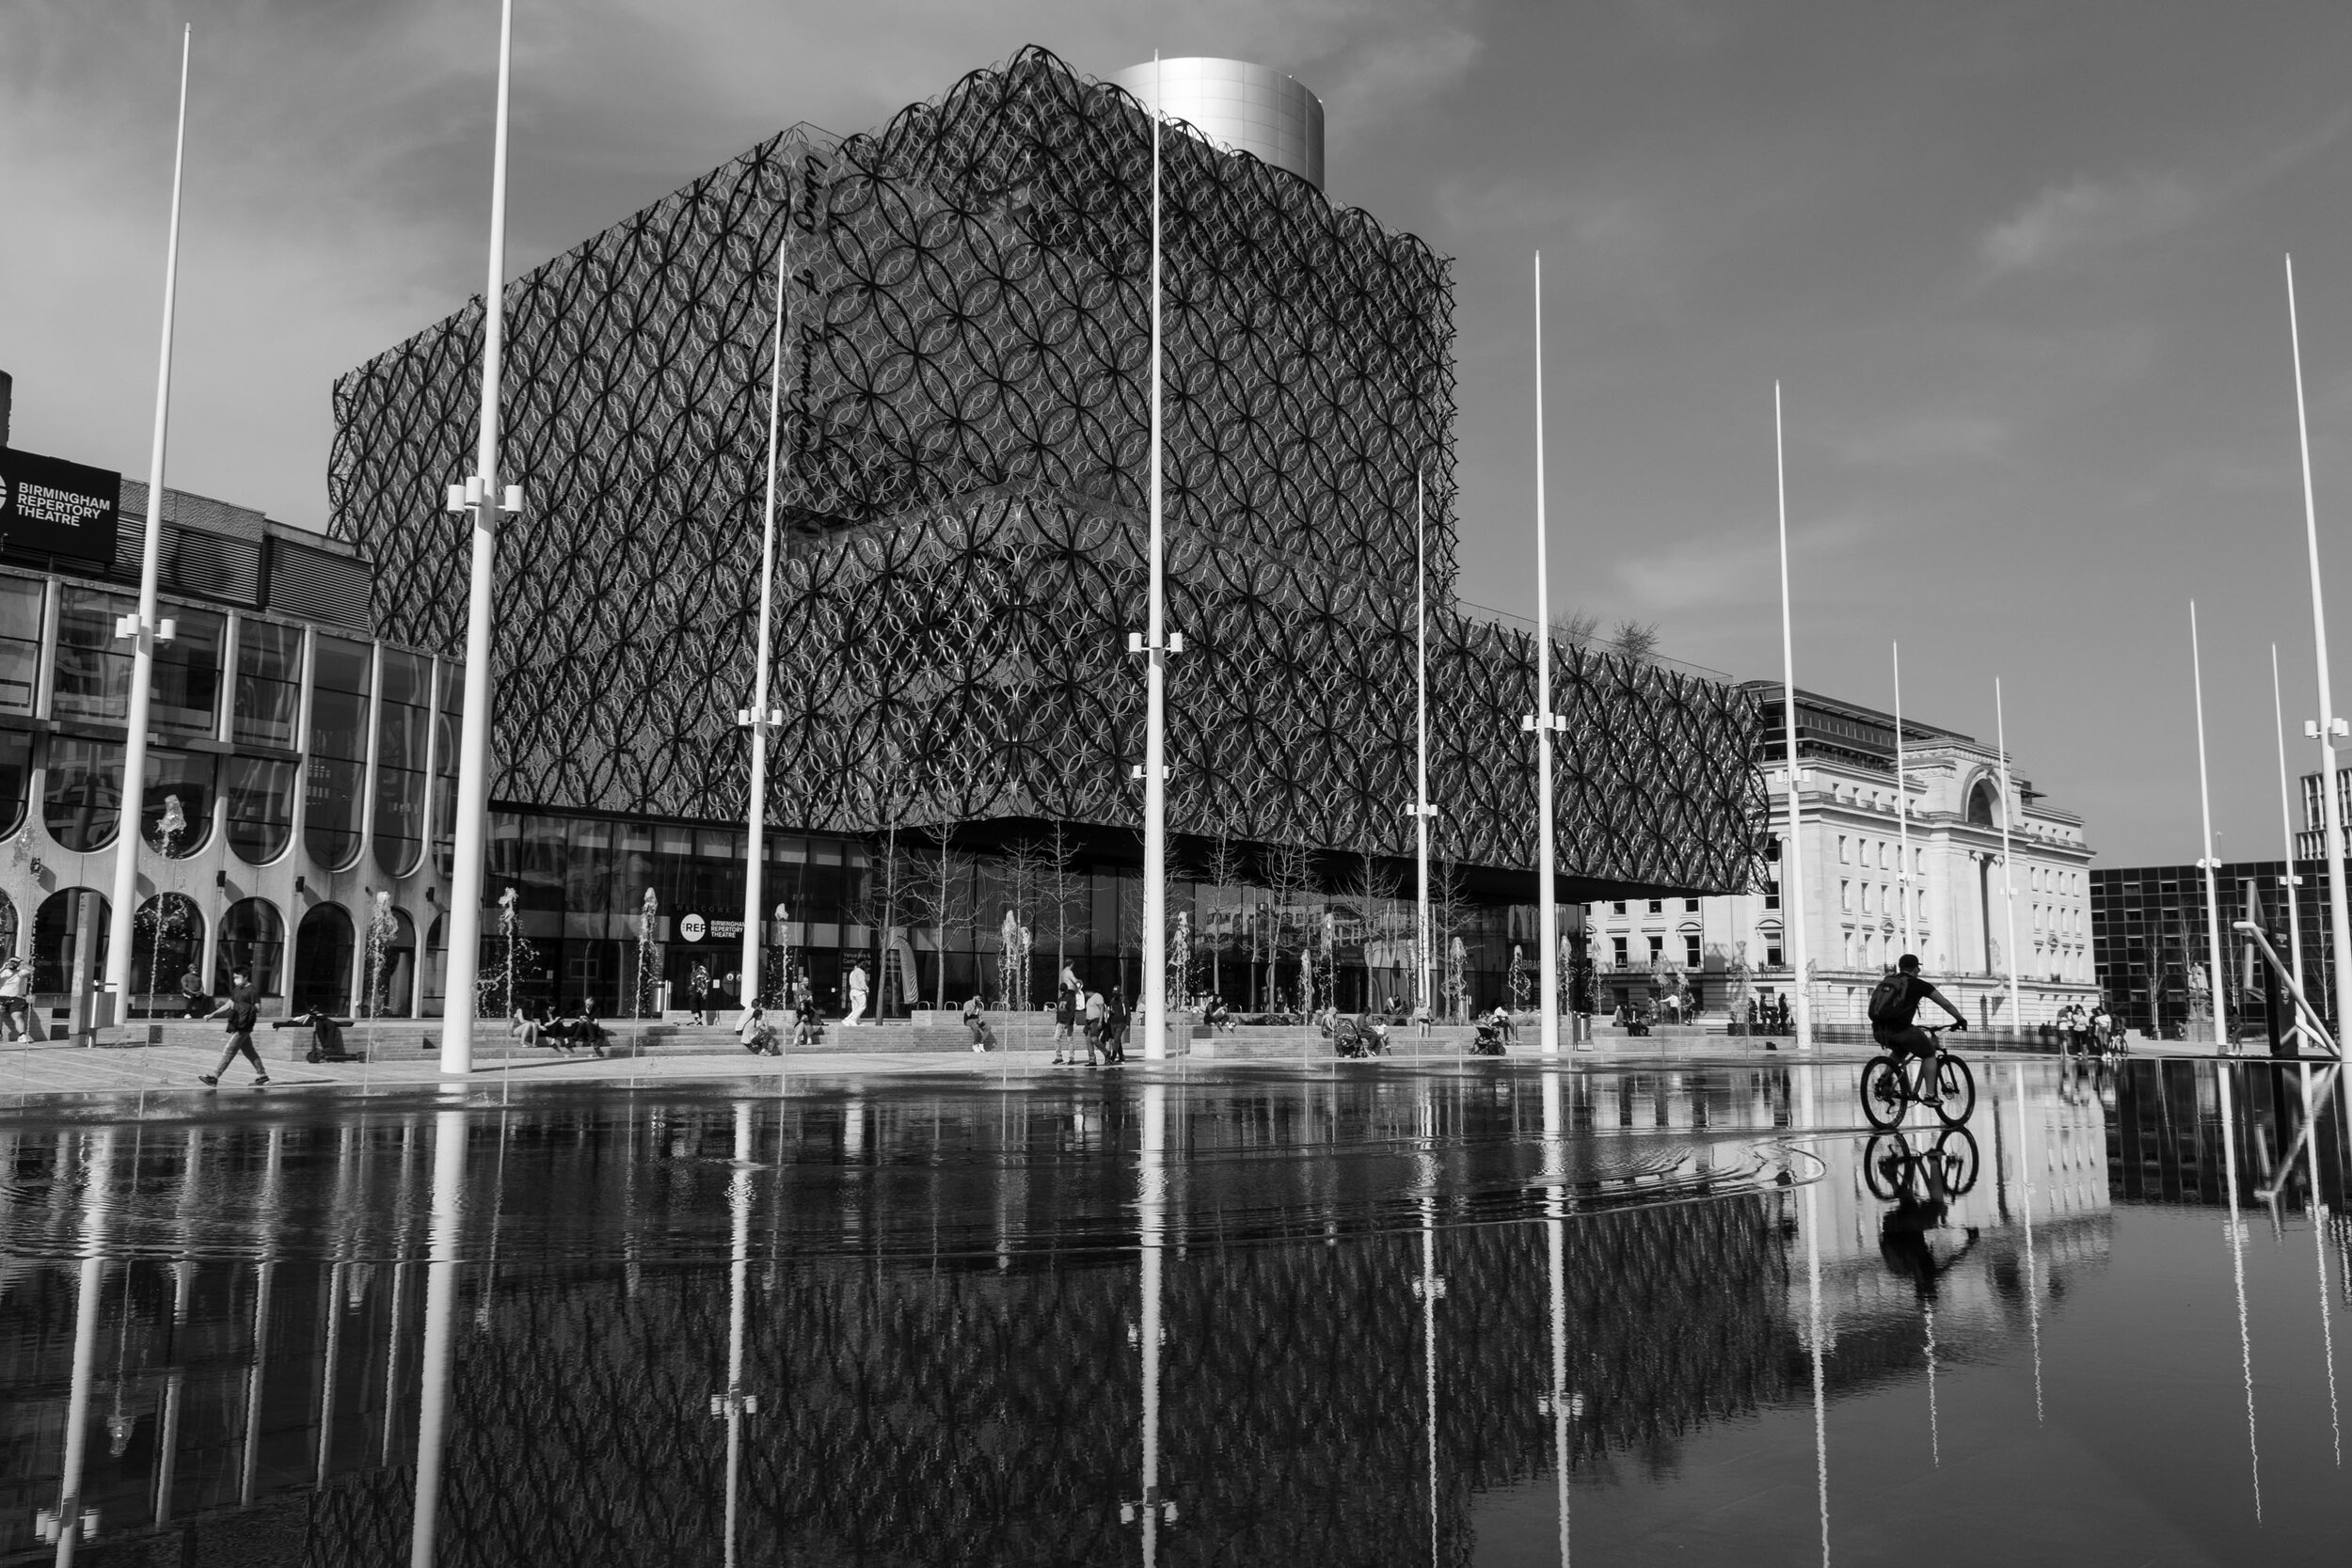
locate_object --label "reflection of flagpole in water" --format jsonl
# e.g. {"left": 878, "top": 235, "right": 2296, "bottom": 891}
{"left": 316, "top": 1124, "right": 360, "bottom": 1486}
{"left": 1540, "top": 1069, "right": 1571, "bottom": 1567}
{"left": 719, "top": 1101, "right": 758, "bottom": 1568}
{"left": 153, "top": 1129, "right": 201, "bottom": 1526}
{"left": 1798, "top": 1066, "right": 1828, "bottom": 1566}
{"left": 408, "top": 1110, "right": 469, "bottom": 1568}
{"left": 2217, "top": 1064, "right": 2262, "bottom": 1519}
{"left": 2301, "top": 1063, "right": 2342, "bottom": 1465}
{"left": 1126, "top": 1083, "right": 1173, "bottom": 1562}
{"left": 2012, "top": 1063, "right": 2044, "bottom": 1423}
{"left": 1415, "top": 1084, "right": 1443, "bottom": 1566}
{"left": 50, "top": 1131, "right": 114, "bottom": 1567}
{"left": 239, "top": 1127, "right": 284, "bottom": 1507}
{"left": 1923, "top": 1302, "right": 1940, "bottom": 1466}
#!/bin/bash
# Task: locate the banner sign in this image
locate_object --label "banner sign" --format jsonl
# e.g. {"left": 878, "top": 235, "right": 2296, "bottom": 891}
{"left": 0, "top": 448, "right": 120, "bottom": 566}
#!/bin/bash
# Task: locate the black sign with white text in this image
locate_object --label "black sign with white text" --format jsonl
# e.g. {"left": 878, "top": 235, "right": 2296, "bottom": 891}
{"left": 0, "top": 448, "right": 120, "bottom": 566}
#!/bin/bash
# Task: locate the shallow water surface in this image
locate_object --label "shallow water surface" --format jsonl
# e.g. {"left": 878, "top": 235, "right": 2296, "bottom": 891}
{"left": 1, "top": 1056, "right": 2345, "bottom": 1565}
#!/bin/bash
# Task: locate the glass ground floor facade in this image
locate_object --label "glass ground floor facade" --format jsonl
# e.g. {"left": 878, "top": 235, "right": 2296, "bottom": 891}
{"left": 462, "top": 806, "right": 1569, "bottom": 1022}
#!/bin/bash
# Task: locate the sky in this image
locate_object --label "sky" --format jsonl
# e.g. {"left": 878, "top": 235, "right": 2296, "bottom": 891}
{"left": 10, "top": 0, "right": 2352, "bottom": 866}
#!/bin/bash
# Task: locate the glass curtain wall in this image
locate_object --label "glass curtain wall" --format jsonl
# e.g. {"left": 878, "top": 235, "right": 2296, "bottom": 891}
{"left": 50, "top": 587, "right": 132, "bottom": 721}
{"left": 233, "top": 621, "right": 302, "bottom": 748}
{"left": 431, "top": 660, "right": 462, "bottom": 878}
{"left": 148, "top": 606, "right": 223, "bottom": 736}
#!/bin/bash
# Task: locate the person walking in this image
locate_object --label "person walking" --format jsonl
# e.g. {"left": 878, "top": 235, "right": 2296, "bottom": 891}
{"left": 689, "top": 962, "right": 712, "bottom": 1026}
{"left": 199, "top": 969, "right": 269, "bottom": 1086}
{"left": 1082, "top": 987, "right": 1106, "bottom": 1067}
{"left": 1104, "top": 988, "right": 1131, "bottom": 1065}
{"left": 0, "top": 956, "right": 32, "bottom": 1042}
{"left": 1052, "top": 987, "right": 1076, "bottom": 1065}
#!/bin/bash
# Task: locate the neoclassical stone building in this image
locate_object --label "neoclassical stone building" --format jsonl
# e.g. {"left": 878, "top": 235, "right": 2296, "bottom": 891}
{"left": 1590, "top": 682, "right": 2098, "bottom": 1031}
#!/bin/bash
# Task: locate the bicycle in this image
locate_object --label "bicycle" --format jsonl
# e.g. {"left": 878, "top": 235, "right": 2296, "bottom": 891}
{"left": 1863, "top": 1126, "right": 1981, "bottom": 1203}
{"left": 1860, "top": 1024, "right": 1977, "bottom": 1129}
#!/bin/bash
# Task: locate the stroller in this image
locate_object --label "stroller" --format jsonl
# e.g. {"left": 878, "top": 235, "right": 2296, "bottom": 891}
{"left": 1468, "top": 1019, "right": 1507, "bottom": 1056}
{"left": 1330, "top": 1015, "right": 1390, "bottom": 1059}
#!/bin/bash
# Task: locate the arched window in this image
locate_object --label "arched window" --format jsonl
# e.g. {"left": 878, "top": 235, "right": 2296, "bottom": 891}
{"left": 43, "top": 738, "right": 122, "bottom": 851}
{"left": 1967, "top": 780, "right": 2000, "bottom": 828}
{"left": 215, "top": 898, "right": 286, "bottom": 998}
{"left": 139, "top": 750, "right": 216, "bottom": 858}
{"left": 293, "top": 903, "right": 357, "bottom": 1015}
{"left": 0, "top": 888, "right": 16, "bottom": 961}
{"left": 361, "top": 904, "right": 418, "bottom": 1018}
{"left": 132, "top": 894, "right": 206, "bottom": 1013}
{"left": 33, "top": 888, "right": 110, "bottom": 992}
{"left": 373, "top": 651, "right": 429, "bottom": 879}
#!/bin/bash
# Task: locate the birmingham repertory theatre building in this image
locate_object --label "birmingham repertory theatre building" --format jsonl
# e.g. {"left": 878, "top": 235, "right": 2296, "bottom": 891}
{"left": 3, "top": 49, "right": 1765, "bottom": 1023}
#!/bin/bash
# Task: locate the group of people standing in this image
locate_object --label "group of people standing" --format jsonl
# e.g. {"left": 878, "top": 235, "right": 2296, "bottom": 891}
{"left": 2056, "top": 1000, "right": 2120, "bottom": 1053}
{"left": 1051, "top": 974, "right": 1130, "bottom": 1067}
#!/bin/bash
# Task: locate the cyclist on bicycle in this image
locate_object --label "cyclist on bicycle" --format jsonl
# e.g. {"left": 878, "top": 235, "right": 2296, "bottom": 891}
{"left": 1868, "top": 954, "right": 1969, "bottom": 1104}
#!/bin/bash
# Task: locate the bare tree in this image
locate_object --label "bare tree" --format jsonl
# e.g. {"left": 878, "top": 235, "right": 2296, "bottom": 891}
{"left": 1262, "top": 841, "right": 1317, "bottom": 1014}
{"left": 908, "top": 823, "right": 979, "bottom": 1011}
{"left": 1350, "top": 849, "right": 1402, "bottom": 1013}
{"left": 1550, "top": 607, "right": 1601, "bottom": 650}
{"left": 1199, "top": 827, "right": 1247, "bottom": 1004}
{"left": 1611, "top": 618, "right": 1660, "bottom": 663}
{"left": 1431, "top": 860, "right": 1474, "bottom": 1022}
{"left": 1035, "top": 822, "right": 1087, "bottom": 994}
{"left": 852, "top": 825, "right": 922, "bottom": 1019}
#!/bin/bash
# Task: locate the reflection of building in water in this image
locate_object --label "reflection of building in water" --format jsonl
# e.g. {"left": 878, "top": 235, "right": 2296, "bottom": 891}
{"left": 2106, "top": 1057, "right": 2349, "bottom": 1209}
{"left": 1791, "top": 1069, "right": 2113, "bottom": 1374}
{"left": 1, "top": 1067, "right": 2127, "bottom": 1561}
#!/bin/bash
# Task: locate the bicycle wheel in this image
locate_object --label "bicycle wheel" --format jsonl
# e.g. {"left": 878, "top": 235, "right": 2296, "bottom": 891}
{"left": 1860, "top": 1056, "right": 1907, "bottom": 1129}
{"left": 1929, "top": 1127, "right": 1981, "bottom": 1196}
{"left": 1933, "top": 1053, "right": 1978, "bottom": 1125}
{"left": 1863, "top": 1132, "right": 1916, "bottom": 1199}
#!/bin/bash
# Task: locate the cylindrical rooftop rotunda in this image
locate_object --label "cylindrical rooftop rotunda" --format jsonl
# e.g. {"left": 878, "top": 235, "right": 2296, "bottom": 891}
{"left": 1111, "top": 57, "right": 1325, "bottom": 191}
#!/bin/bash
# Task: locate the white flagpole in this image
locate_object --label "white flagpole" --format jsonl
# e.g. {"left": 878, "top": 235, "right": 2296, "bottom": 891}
{"left": 438, "top": 0, "right": 518, "bottom": 1075}
{"left": 1415, "top": 468, "right": 1433, "bottom": 1020}
{"left": 1774, "top": 384, "right": 1810, "bottom": 1052}
{"left": 1140, "top": 53, "right": 1169, "bottom": 1059}
{"left": 737, "top": 238, "right": 789, "bottom": 1017}
{"left": 2287, "top": 255, "right": 2352, "bottom": 1045}
{"left": 1994, "top": 678, "right": 2025, "bottom": 1037}
{"left": 104, "top": 25, "right": 192, "bottom": 1030}
{"left": 1894, "top": 641, "right": 1913, "bottom": 958}
{"left": 1528, "top": 254, "right": 1562, "bottom": 1056}
{"left": 2273, "top": 643, "right": 2309, "bottom": 1004}
{"left": 2191, "top": 605, "right": 2230, "bottom": 1050}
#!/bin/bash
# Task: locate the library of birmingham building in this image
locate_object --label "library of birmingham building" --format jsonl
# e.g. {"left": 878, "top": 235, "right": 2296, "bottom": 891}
{"left": 0, "top": 50, "right": 1767, "bottom": 1022}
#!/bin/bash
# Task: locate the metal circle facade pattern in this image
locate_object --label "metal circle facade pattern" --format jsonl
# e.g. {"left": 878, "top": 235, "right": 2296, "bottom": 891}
{"left": 326, "top": 46, "right": 1767, "bottom": 894}
{"left": 1110, "top": 57, "right": 1325, "bottom": 192}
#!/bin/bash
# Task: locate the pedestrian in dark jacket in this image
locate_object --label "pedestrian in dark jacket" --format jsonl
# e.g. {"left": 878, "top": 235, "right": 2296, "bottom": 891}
{"left": 200, "top": 972, "right": 269, "bottom": 1086}
{"left": 1104, "top": 988, "right": 1131, "bottom": 1065}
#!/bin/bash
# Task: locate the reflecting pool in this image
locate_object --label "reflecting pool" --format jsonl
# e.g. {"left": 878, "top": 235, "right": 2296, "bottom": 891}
{"left": 2, "top": 1056, "right": 2346, "bottom": 1565}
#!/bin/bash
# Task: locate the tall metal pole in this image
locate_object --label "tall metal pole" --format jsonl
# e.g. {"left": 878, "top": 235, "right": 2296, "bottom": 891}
{"left": 1994, "top": 678, "right": 2025, "bottom": 1036}
{"left": 1773, "top": 384, "right": 1811, "bottom": 1052}
{"left": 2288, "top": 254, "right": 2352, "bottom": 1042}
{"left": 738, "top": 239, "right": 789, "bottom": 1013}
{"left": 1529, "top": 254, "right": 1562, "bottom": 1056}
{"left": 2191, "top": 605, "right": 2230, "bottom": 1050}
{"left": 438, "top": 0, "right": 517, "bottom": 1075}
{"left": 2274, "top": 644, "right": 2309, "bottom": 1001}
{"left": 1894, "top": 641, "right": 1914, "bottom": 958}
{"left": 104, "top": 28, "right": 192, "bottom": 1027}
{"left": 1414, "top": 469, "right": 1433, "bottom": 1018}
{"left": 1139, "top": 55, "right": 1169, "bottom": 1061}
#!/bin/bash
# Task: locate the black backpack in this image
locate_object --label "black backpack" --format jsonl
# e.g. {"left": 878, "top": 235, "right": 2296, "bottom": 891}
{"left": 1867, "top": 971, "right": 1911, "bottom": 1026}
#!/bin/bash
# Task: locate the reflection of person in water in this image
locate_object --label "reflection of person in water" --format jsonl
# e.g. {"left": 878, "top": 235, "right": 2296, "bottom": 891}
{"left": 1878, "top": 1168, "right": 1981, "bottom": 1303}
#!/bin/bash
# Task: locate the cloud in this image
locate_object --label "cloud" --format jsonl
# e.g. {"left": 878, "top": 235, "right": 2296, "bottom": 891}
{"left": 1976, "top": 171, "right": 2200, "bottom": 276}
{"left": 1316, "top": 24, "right": 1481, "bottom": 116}
{"left": 1610, "top": 512, "right": 1874, "bottom": 611}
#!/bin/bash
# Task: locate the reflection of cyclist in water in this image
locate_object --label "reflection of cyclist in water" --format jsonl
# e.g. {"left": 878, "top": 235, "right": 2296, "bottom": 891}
{"left": 1874, "top": 1132, "right": 1982, "bottom": 1303}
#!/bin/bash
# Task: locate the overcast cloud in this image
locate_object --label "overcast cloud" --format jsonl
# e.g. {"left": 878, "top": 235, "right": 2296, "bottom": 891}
{"left": 11, "top": 0, "right": 2352, "bottom": 864}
